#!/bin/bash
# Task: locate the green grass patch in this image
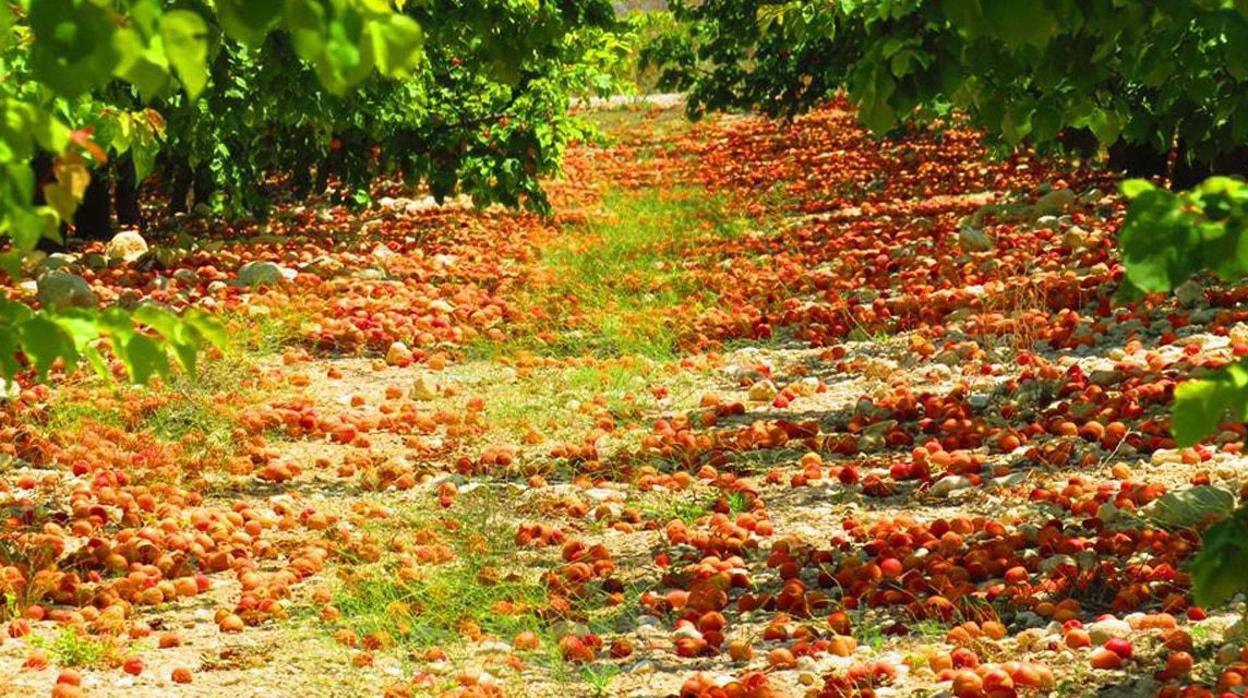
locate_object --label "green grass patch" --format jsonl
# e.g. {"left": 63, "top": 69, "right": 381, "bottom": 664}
{"left": 42, "top": 308, "right": 300, "bottom": 462}
{"left": 493, "top": 185, "right": 747, "bottom": 361}
{"left": 30, "top": 627, "right": 118, "bottom": 667}
{"left": 332, "top": 489, "right": 551, "bottom": 653}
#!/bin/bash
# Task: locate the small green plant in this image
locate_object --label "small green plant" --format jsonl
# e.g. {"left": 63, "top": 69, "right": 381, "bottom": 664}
{"left": 333, "top": 489, "right": 553, "bottom": 652}
{"left": 580, "top": 664, "right": 620, "bottom": 698}
{"left": 42, "top": 628, "right": 115, "bottom": 667}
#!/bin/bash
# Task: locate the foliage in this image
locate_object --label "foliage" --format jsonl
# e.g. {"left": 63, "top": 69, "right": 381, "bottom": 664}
{"left": 652, "top": 0, "right": 1248, "bottom": 172}
{"left": 0, "top": 0, "right": 622, "bottom": 388}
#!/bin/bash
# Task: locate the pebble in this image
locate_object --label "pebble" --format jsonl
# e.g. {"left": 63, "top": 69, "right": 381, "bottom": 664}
{"left": 748, "top": 380, "right": 778, "bottom": 402}
{"left": 411, "top": 374, "right": 438, "bottom": 400}
{"left": 1087, "top": 618, "right": 1132, "bottom": 644}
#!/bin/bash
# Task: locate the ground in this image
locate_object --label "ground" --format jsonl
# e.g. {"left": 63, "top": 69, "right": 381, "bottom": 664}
{"left": 0, "top": 98, "right": 1243, "bottom": 698}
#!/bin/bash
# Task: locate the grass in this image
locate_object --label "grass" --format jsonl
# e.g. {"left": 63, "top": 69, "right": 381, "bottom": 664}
{"left": 639, "top": 497, "right": 708, "bottom": 526}
{"left": 30, "top": 627, "right": 118, "bottom": 667}
{"left": 332, "top": 488, "right": 551, "bottom": 653}
{"left": 477, "top": 184, "right": 747, "bottom": 362}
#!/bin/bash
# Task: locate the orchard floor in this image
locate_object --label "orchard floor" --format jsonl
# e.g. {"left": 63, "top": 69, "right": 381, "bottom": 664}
{"left": 1, "top": 100, "right": 1245, "bottom": 698}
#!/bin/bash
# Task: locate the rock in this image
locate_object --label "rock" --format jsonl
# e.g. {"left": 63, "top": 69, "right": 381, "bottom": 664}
{"left": 411, "top": 374, "right": 438, "bottom": 400}
{"left": 747, "top": 380, "right": 777, "bottom": 402}
{"left": 236, "top": 261, "right": 287, "bottom": 287}
{"left": 1062, "top": 225, "right": 1088, "bottom": 250}
{"left": 930, "top": 475, "right": 972, "bottom": 497}
{"left": 116, "top": 289, "right": 143, "bottom": 309}
{"left": 863, "top": 358, "right": 898, "bottom": 380}
{"left": 36, "top": 271, "right": 96, "bottom": 310}
{"left": 958, "top": 226, "right": 994, "bottom": 253}
{"left": 794, "top": 376, "right": 820, "bottom": 396}
{"left": 385, "top": 341, "right": 413, "bottom": 366}
{"left": 1033, "top": 188, "right": 1076, "bottom": 216}
{"left": 83, "top": 253, "right": 108, "bottom": 270}
{"left": 1033, "top": 215, "right": 1061, "bottom": 230}
{"left": 106, "top": 230, "right": 148, "bottom": 264}
{"left": 37, "top": 253, "right": 78, "bottom": 275}
{"left": 302, "top": 256, "right": 345, "bottom": 277}
{"left": 934, "top": 349, "right": 962, "bottom": 366}
{"left": 1175, "top": 279, "right": 1206, "bottom": 307}
{"left": 1088, "top": 618, "right": 1132, "bottom": 645}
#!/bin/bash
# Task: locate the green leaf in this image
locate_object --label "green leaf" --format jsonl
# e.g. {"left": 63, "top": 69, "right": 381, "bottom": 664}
{"left": 1148, "top": 486, "right": 1236, "bottom": 529}
{"left": 182, "top": 308, "right": 228, "bottom": 349}
{"left": 1191, "top": 506, "right": 1248, "bottom": 607}
{"left": 28, "top": 0, "right": 122, "bottom": 98}
{"left": 121, "top": 333, "right": 169, "bottom": 384}
{"left": 368, "top": 14, "right": 423, "bottom": 76}
{"left": 1172, "top": 361, "right": 1248, "bottom": 447}
{"left": 19, "top": 314, "right": 79, "bottom": 380}
{"left": 160, "top": 10, "right": 211, "bottom": 99}
{"left": 1118, "top": 186, "right": 1203, "bottom": 293}
{"left": 113, "top": 27, "right": 172, "bottom": 102}
{"left": 1119, "top": 178, "right": 1154, "bottom": 199}
{"left": 981, "top": 0, "right": 1057, "bottom": 49}
{"left": 217, "top": 0, "right": 284, "bottom": 45}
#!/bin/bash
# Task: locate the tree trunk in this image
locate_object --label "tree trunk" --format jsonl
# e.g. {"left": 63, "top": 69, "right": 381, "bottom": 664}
{"left": 1107, "top": 141, "right": 1169, "bottom": 180}
{"left": 192, "top": 165, "right": 214, "bottom": 209}
{"left": 169, "top": 158, "right": 192, "bottom": 214}
{"left": 73, "top": 167, "right": 113, "bottom": 240}
{"left": 114, "top": 153, "right": 143, "bottom": 229}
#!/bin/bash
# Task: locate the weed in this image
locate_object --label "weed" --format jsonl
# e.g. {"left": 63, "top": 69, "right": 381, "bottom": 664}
{"left": 639, "top": 495, "right": 708, "bottom": 525}
{"left": 580, "top": 664, "right": 620, "bottom": 697}
{"left": 333, "top": 488, "right": 550, "bottom": 652}
{"left": 37, "top": 627, "right": 116, "bottom": 667}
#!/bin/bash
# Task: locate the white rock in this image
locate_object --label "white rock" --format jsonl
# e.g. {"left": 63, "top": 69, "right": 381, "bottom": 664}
{"left": 105, "top": 230, "right": 148, "bottom": 264}
{"left": 748, "top": 380, "right": 777, "bottom": 402}
{"left": 584, "top": 488, "right": 620, "bottom": 503}
{"left": 930, "top": 475, "right": 972, "bottom": 497}
{"left": 236, "top": 261, "right": 286, "bottom": 287}
{"left": 672, "top": 625, "right": 703, "bottom": 640}
{"left": 958, "top": 226, "right": 994, "bottom": 253}
{"left": 1087, "top": 618, "right": 1132, "bottom": 644}
{"left": 1034, "top": 188, "right": 1076, "bottom": 216}
{"left": 411, "top": 374, "right": 438, "bottom": 400}
{"left": 385, "top": 341, "right": 412, "bottom": 366}
{"left": 36, "top": 271, "right": 96, "bottom": 310}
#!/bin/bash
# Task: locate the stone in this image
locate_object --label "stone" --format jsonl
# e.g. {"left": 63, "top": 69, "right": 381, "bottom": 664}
{"left": 236, "top": 261, "right": 287, "bottom": 287}
{"left": 1087, "top": 618, "right": 1132, "bottom": 645}
{"left": 106, "top": 230, "right": 148, "bottom": 264}
{"left": 36, "top": 271, "right": 96, "bottom": 311}
{"left": 1033, "top": 188, "right": 1076, "bottom": 216}
{"left": 411, "top": 374, "right": 438, "bottom": 400}
{"left": 172, "top": 268, "right": 199, "bottom": 283}
{"left": 1175, "top": 279, "right": 1206, "bottom": 307}
{"left": 37, "top": 253, "right": 78, "bottom": 274}
{"left": 958, "top": 226, "right": 994, "bottom": 253}
{"left": 1033, "top": 215, "right": 1061, "bottom": 230}
{"left": 930, "top": 475, "right": 972, "bottom": 497}
{"left": 1062, "top": 225, "right": 1088, "bottom": 249}
{"left": 747, "top": 380, "right": 777, "bottom": 402}
{"left": 385, "top": 341, "right": 413, "bottom": 366}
